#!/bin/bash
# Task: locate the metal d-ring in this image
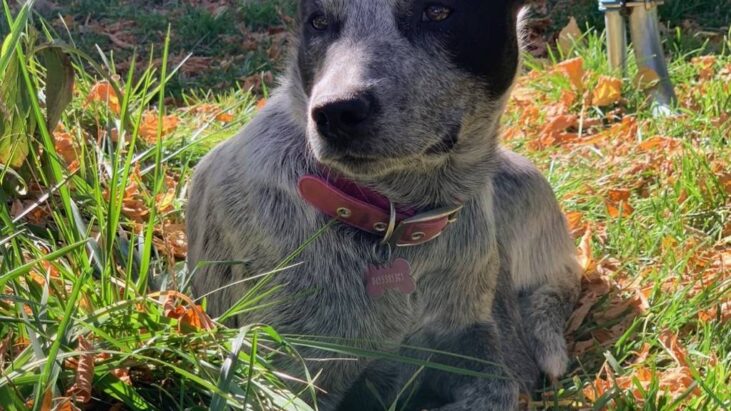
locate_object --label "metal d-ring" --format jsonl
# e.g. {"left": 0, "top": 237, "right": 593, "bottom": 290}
{"left": 380, "top": 201, "right": 397, "bottom": 245}
{"left": 371, "top": 240, "right": 393, "bottom": 266}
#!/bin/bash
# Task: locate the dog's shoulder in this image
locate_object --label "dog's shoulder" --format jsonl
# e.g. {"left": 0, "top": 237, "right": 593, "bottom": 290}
{"left": 493, "top": 149, "right": 555, "bottom": 206}
{"left": 186, "top": 91, "right": 310, "bottom": 261}
{"left": 491, "top": 148, "right": 580, "bottom": 289}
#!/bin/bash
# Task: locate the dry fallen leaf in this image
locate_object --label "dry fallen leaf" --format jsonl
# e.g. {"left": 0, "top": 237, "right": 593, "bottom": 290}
{"left": 692, "top": 55, "right": 717, "bottom": 81}
{"left": 638, "top": 135, "right": 681, "bottom": 152}
{"left": 555, "top": 57, "right": 584, "bottom": 90}
{"left": 193, "top": 103, "right": 235, "bottom": 122}
{"left": 138, "top": 111, "right": 180, "bottom": 143}
{"left": 698, "top": 302, "right": 731, "bottom": 323}
{"left": 66, "top": 335, "right": 94, "bottom": 403}
{"left": 564, "top": 211, "right": 585, "bottom": 237}
{"left": 592, "top": 76, "right": 622, "bottom": 107}
{"left": 605, "top": 188, "right": 634, "bottom": 218}
{"left": 162, "top": 291, "right": 215, "bottom": 332}
{"left": 86, "top": 80, "right": 121, "bottom": 115}
{"left": 53, "top": 126, "right": 80, "bottom": 172}
{"left": 577, "top": 225, "right": 593, "bottom": 272}
{"left": 557, "top": 17, "right": 582, "bottom": 57}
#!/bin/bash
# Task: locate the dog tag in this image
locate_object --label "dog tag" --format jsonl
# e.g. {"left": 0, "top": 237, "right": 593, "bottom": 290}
{"left": 364, "top": 258, "right": 415, "bottom": 298}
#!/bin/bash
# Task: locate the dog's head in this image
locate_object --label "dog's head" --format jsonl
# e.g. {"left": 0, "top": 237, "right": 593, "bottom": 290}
{"left": 293, "top": 0, "right": 525, "bottom": 177}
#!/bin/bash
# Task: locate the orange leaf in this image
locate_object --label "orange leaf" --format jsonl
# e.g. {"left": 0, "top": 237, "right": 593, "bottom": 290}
{"left": 162, "top": 291, "right": 215, "bottom": 332}
{"left": 638, "top": 135, "right": 681, "bottom": 152}
{"left": 564, "top": 211, "right": 585, "bottom": 237}
{"left": 698, "top": 302, "right": 731, "bottom": 323}
{"left": 607, "top": 188, "right": 630, "bottom": 202}
{"left": 53, "top": 126, "right": 79, "bottom": 170}
{"left": 40, "top": 388, "right": 53, "bottom": 411}
{"left": 138, "top": 111, "right": 180, "bottom": 143}
{"left": 577, "top": 225, "right": 593, "bottom": 272}
{"left": 659, "top": 331, "right": 689, "bottom": 367}
{"left": 592, "top": 76, "right": 622, "bottom": 107}
{"left": 55, "top": 398, "right": 76, "bottom": 411}
{"left": 555, "top": 57, "right": 584, "bottom": 90}
{"left": 544, "top": 114, "right": 578, "bottom": 134}
{"left": 216, "top": 112, "right": 234, "bottom": 123}
{"left": 86, "top": 80, "right": 121, "bottom": 115}
{"left": 605, "top": 188, "right": 634, "bottom": 218}
{"left": 606, "top": 202, "right": 633, "bottom": 218}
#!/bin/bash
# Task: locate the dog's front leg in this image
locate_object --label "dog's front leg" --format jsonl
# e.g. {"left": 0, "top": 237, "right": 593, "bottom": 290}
{"left": 398, "top": 262, "right": 521, "bottom": 411}
{"left": 406, "top": 321, "right": 520, "bottom": 411}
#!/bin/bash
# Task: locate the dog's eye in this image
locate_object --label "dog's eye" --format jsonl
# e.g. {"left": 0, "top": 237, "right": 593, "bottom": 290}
{"left": 422, "top": 5, "right": 452, "bottom": 22}
{"left": 310, "top": 13, "right": 330, "bottom": 31}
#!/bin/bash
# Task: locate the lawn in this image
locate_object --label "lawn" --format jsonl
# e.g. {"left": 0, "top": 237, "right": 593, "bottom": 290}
{"left": 0, "top": 0, "right": 729, "bottom": 410}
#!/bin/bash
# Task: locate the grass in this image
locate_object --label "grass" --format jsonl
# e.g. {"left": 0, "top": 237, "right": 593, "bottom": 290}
{"left": 27, "top": 0, "right": 296, "bottom": 95}
{"left": 1, "top": 0, "right": 730, "bottom": 410}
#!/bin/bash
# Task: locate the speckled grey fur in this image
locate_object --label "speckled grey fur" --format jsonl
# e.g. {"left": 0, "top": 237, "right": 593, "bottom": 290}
{"left": 187, "top": 1, "right": 580, "bottom": 410}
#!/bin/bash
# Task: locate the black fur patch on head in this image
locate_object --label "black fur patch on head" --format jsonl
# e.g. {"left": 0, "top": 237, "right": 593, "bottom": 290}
{"left": 397, "top": 0, "right": 523, "bottom": 97}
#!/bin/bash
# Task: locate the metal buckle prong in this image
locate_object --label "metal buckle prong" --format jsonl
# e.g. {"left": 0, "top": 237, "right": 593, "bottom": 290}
{"left": 380, "top": 201, "right": 398, "bottom": 245}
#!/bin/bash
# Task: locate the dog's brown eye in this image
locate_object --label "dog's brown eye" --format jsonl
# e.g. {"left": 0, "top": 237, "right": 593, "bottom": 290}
{"left": 422, "top": 5, "right": 452, "bottom": 22}
{"left": 311, "top": 14, "right": 330, "bottom": 31}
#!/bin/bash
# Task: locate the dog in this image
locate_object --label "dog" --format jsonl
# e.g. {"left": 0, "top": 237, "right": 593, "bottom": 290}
{"left": 187, "top": 1, "right": 581, "bottom": 409}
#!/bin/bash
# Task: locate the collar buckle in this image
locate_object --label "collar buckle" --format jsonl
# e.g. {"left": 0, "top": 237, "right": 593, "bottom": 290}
{"left": 387, "top": 204, "right": 464, "bottom": 247}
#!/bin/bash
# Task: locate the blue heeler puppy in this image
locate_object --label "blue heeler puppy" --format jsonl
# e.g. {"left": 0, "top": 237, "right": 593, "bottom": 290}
{"left": 187, "top": 1, "right": 581, "bottom": 409}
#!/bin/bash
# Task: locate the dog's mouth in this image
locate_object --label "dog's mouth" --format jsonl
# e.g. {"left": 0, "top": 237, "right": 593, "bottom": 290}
{"left": 311, "top": 123, "right": 462, "bottom": 176}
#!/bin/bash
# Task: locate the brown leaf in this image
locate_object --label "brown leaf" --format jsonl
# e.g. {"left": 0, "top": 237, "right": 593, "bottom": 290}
{"left": 592, "top": 76, "right": 622, "bottom": 107}
{"left": 577, "top": 225, "right": 593, "bottom": 272}
{"left": 564, "top": 211, "right": 585, "bottom": 237}
{"left": 557, "top": 17, "right": 582, "bottom": 57}
{"left": 66, "top": 336, "right": 94, "bottom": 403}
{"left": 698, "top": 302, "right": 731, "bottom": 323}
{"left": 162, "top": 291, "right": 215, "bottom": 332}
{"left": 86, "top": 81, "right": 121, "bottom": 115}
{"left": 555, "top": 57, "right": 584, "bottom": 90}
{"left": 638, "top": 135, "right": 681, "bottom": 152}
{"left": 659, "top": 331, "right": 689, "bottom": 367}
{"left": 692, "top": 55, "right": 717, "bottom": 81}
{"left": 55, "top": 398, "right": 76, "bottom": 411}
{"left": 605, "top": 188, "right": 634, "bottom": 218}
{"left": 138, "top": 111, "right": 180, "bottom": 143}
{"left": 565, "top": 292, "right": 597, "bottom": 335}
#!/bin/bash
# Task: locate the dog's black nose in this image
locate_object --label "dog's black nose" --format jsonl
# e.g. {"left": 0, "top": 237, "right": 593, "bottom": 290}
{"left": 312, "top": 93, "right": 374, "bottom": 142}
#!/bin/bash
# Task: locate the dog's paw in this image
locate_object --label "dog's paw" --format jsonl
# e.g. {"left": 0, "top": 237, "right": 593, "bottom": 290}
{"left": 535, "top": 334, "right": 569, "bottom": 380}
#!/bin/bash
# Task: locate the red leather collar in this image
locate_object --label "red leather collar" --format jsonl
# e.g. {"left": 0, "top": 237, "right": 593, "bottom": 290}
{"left": 297, "top": 175, "right": 462, "bottom": 247}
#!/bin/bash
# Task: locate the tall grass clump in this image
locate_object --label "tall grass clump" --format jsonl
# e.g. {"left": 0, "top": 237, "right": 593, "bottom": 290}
{"left": 0, "top": 1, "right": 316, "bottom": 409}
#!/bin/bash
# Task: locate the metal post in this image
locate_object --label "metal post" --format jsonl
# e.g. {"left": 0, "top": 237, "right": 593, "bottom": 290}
{"left": 599, "top": 0, "right": 676, "bottom": 115}
{"left": 627, "top": 2, "right": 677, "bottom": 111}
{"left": 605, "top": 10, "right": 628, "bottom": 72}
